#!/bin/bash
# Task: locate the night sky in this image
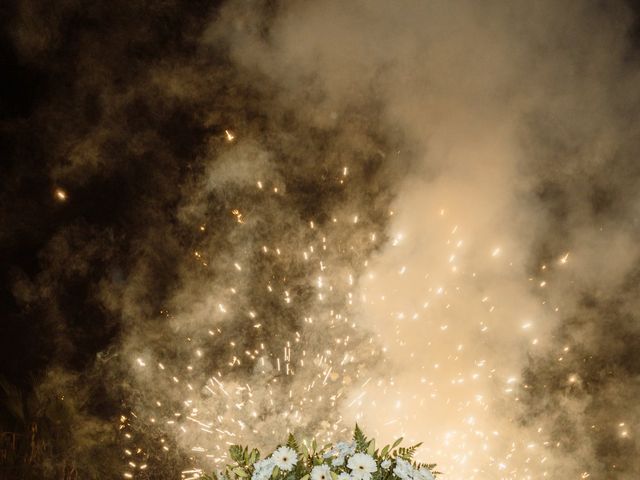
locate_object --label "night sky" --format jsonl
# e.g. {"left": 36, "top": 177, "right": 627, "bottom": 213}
{"left": 2, "top": 1, "right": 640, "bottom": 479}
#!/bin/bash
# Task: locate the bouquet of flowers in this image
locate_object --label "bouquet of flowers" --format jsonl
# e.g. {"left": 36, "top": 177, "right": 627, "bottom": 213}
{"left": 202, "top": 425, "right": 439, "bottom": 480}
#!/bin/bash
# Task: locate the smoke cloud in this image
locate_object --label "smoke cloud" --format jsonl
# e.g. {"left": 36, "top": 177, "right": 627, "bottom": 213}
{"left": 2, "top": 0, "right": 640, "bottom": 479}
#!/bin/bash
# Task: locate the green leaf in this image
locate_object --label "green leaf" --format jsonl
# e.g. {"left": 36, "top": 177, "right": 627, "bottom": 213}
{"left": 248, "top": 448, "right": 259, "bottom": 464}
{"left": 391, "top": 438, "right": 403, "bottom": 449}
{"left": 300, "top": 475, "right": 310, "bottom": 480}
{"left": 287, "top": 433, "right": 299, "bottom": 452}
{"left": 367, "top": 439, "right": 376, "bottom": 456}
{"left": 312, "top": 438, "right": 317, "bottom": 453}
{"left": 272, "top": 466, "right": 280, "bottom": 478}
{"left": 233, "top": 468, "right": 248, "bottom": 477}
{"left": 397, "top": 443, "right": 422, "bottom": 460}
{"left": 381, "top": 445, "right": 390, "bottom": 457}
{"left": 330, "top": 473, "right": 339, "bottom": 480}
{"left": 230, "top": 445, "right": 244, "bottom": 463}
{"left": 354, "top": 424, "right": 368, "bottom": 450}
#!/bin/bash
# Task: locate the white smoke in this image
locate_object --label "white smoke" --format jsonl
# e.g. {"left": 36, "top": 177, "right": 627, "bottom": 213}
{"left": 205, "top": 1, "right": 640, "bottom": 478}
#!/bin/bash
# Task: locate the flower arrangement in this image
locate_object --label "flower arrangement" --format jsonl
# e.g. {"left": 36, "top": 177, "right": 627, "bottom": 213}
{"left": 202, "top": 425, "right": 439, "bottom": 480}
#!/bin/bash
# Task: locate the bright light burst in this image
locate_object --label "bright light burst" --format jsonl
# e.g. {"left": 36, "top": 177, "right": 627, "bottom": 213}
{"left": 118, "top": 138, "right": 577, "bottom": 480}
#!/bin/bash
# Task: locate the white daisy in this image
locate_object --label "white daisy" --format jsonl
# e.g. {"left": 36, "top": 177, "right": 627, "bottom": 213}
{"left": 311, "top": 464, "right": 332, "bottom": 480}
{"left": 393, "top": 458, "right": 413, "bottom": 480}
{"left": 338, "top": 442, "right": 356, "bottom": 455}
{"left": 338, "top": 473, "right": 351, "bottom": 480}
{"left": 252, "top": 458, "right": 275, "bottom": 480}
{"left": 217, "top": 471, "right": 229, "bottom": 480}
{"left": 271, "top": 446, "right": 298, "bottom": 472}
{"left": 332, "top": 458, "right": 346, "bottom": 467}
{"left": 324, "top": 442, "right": 356, "bottom": 466}
{"left": 414, "top": 468, "right": 435, "bottom": 480}
{"left": 380, "top": 460, "right": 391, "bottom": 470}
{"left": 347, "top": 453, "right": 377, "bottom": 480}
